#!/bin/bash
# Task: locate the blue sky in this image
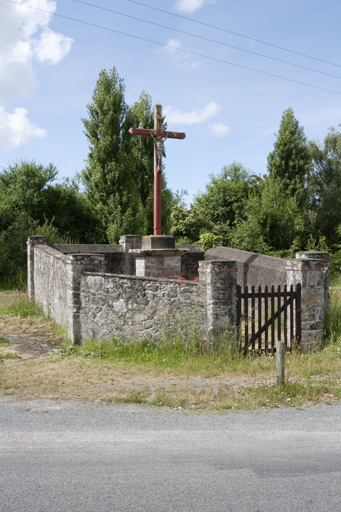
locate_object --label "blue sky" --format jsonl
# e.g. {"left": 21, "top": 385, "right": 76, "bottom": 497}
{"left": 1, "top": 0, "right": 341, "bottom": 204}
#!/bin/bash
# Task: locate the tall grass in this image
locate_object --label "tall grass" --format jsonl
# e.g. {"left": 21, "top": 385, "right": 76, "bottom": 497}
{"left": 60, "top": 329, "right": 241, "bottom": 375}
{"left": 0, "top": 268, "right": 27, "bottom": 291}
{"left": 324, "top": 288, "right": 341, "bottom": 342}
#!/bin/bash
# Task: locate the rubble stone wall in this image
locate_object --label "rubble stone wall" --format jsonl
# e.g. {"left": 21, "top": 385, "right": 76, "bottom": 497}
{"left": 27, "top": 237, "right": 330, "bottom": 350}
{"left": 79, "top": 273, "right": 207, "bottom": 342}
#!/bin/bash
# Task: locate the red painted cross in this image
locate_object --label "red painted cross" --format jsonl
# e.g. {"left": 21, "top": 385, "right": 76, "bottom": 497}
{"left": 129, "top": 103, "right": 186, "bottom": 236}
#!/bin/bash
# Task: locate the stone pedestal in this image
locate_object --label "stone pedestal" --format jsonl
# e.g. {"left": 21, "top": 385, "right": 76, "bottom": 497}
{"left": 130, "top": 249, "right": 188, "bottom": 278}
{"left": 141, "top": 235, "right": 175, "bottom": 250}
{"left": 129, "top": 235, "right": 188, "bottom": 279}
{"left": 286, "top": 252, "right": 330, "bottom": 351}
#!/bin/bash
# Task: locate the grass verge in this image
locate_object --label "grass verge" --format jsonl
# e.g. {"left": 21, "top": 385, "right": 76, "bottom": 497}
{"left": 0, "top": 291, "right": 340, "bottom": 411}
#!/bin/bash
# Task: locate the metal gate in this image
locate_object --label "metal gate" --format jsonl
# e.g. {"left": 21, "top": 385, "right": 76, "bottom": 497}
{"left": 236, "top": 284, "right": 301, "bottom": 353}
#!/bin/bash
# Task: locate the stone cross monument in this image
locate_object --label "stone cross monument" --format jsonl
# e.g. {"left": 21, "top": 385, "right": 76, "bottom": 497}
{"left": 129, "top": 103, "right": 186, "bottom": 236}
{"left": 128, "top": 103, "right": 187, "bottom": 278}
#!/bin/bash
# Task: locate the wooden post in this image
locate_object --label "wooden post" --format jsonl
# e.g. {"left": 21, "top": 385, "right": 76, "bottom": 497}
{"left": 153, "top": 104, "right": 162, "bottom": 235}
{"left": 276, "top": 340, "right": 285, "bottom": 389}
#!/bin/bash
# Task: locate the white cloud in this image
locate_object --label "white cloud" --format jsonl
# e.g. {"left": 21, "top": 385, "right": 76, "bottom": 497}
{"left": 0, "top": 0, "right": 73, "bottom": 148}
{"left": 164, "top": 38, "right": 183, "bottom": 57}
{"left": 164, "top": 102, "right": 221, "bottom": 125}
{"left": 208, "top": 123, "right": 231, "bottom": 137}
{"left": 0, "top": 107, "right": 46, "bottom": 149}
{"left": 34, "top": 28, "right": 73, "bottom": 64}
{"left": 163, "top": 39, "right": 199, "bottom": 69}
{"left": 175, "top": 0, "right": 215, "bottom": 13}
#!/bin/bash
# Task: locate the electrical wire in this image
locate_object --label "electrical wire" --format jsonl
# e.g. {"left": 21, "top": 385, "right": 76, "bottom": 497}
{"left": 3, "top": 0, "right": 341, "bottom": 96}
{"left": 73, "top": 0, "right": 341, "bottom": 81}
{"left": 124, "top": 0, "right": 341, "bottom": 69}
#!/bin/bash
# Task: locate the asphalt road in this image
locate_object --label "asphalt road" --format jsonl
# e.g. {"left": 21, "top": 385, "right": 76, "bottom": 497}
{"left": 0, "top": 397, "right": 340, "bottom": 512}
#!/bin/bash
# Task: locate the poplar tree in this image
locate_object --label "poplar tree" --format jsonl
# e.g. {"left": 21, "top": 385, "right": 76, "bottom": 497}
{"left": 82, "top": 68, "right": 173, "bottom": 241}
{"left": 82, "top": 67, "right": 143, "bottom": 243}
{"left": 267, "top": 107, "right": 311, "bottom": 204}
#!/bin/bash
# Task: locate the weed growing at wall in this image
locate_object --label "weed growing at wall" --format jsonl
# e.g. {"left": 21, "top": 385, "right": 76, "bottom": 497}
{"left": 1, "top": 290, "right": 341, "bottom": 410}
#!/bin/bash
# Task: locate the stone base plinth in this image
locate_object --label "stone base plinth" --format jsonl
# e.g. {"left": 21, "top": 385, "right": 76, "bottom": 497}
{"left": 129, "top": 248, "right": 188, "bottom": 278}
{"left": 141, "top": 235, "right": 175, "bottom": 250}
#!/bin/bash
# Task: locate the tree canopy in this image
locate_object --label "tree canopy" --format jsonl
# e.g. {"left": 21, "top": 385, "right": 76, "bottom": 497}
{"left": 0, "top": 160, "right": 100, "bottom": 283}
{"left": 82, "top": 67, "right": 173, "bottom": 242}
{"left": 267, "top": 107, "right": 311, "bottom": 199}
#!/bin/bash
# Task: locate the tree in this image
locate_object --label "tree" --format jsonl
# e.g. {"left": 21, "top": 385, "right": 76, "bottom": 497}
{"left": 308, "top": 124, "right": 341, "bottom": 198}
{"left": 82, "top": 68, "right": 174, "bottom": 242}
{"left": 308, "top": 125, "right": 341, "bottom": 245}
{"left": 230, "top": 107, "right": 313, "bottom": 254}
{"left": 267, "top": 107, "right": 311, "bottom": 205}
{"left": 171, "top": 162, "right": 259, "bottom": 245}
{"left": 194, "top": 162, "right": 260, "bottom": 227}
{"left": 0, "top": 160, "right": 101, "bottom": 283}
{"left": 0, "top": 160, "right": 100, "bottom": 242}
{"left": 231, "top": 176, "right": 307, "bottom": 254}
{"left": 127, "top": 91, "right": 154, "bottom": 234}
{"left": 82, "top": 68, "right": 142, "bottom": 242}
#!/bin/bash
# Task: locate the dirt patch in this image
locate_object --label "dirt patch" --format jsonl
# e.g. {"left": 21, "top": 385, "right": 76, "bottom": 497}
{"left": 0, "top": 293, "right": 64, "bottom": 361}
{"left": 0, "top": 333, "right": 63, "bottom": 361}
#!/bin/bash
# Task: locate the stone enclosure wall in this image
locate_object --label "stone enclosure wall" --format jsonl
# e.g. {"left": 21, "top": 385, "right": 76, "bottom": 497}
{"left": 28, "top": 236, "right": 330, "bottom": 351}
{"left": 206, "top": 246, "right": 287, "bottom": 288}
{"left": 80, "top": 274, "right": 207, "bottom": 342}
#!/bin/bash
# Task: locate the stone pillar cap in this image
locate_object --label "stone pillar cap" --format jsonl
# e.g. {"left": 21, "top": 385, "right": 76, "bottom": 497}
{"left": 296, "top": 252, "right": 330, "bottom": 261}
{"left": 129, "top": 249, "right": 188, "bottom": 257}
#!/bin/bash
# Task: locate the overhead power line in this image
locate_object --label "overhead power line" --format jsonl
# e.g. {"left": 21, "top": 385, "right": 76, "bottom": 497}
{"left": 74, "top": 0, "right": 341, "bottom": 81}
{"left": 124, "top": 0, "right": 341, "bottom": 69}
{"left": 3, "top": 0, "right": 341, "bottom": 96}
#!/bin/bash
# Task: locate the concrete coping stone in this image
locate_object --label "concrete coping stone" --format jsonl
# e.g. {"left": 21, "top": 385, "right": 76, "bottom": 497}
{"left": 286, "top": 259, "right": 330, "bottom": 270}
{"left": 129, "top": 249, "right": 189, "bottom": 257}
{"left": 33, "top": 244, "right": 66, "bottom": 262}
{"left": 82, "top": 271, "right": 203, "bottom": 285}
{"left": 27, "top": 236, "right": 47, "bottom": 245}
{"left": 50, "top": 244, "right": 123, "bottom": 254}
{"left": 175, "top": 245, "right": 203, "bottom": 253}
{"left": 67, "top": 253, "right": 107, "bottom": 258}
{"left": 296, "top": 252, "right": 330, "bottom": 261}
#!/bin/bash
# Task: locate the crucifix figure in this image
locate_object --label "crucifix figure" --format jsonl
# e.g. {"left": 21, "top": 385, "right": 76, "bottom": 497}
{"left": 129, "top": 103, "right": 186, "bottom": 236}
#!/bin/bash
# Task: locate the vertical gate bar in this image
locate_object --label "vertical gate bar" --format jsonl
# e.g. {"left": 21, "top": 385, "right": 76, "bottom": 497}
{"left": 236, "top": 285, "right": 241, "bottom": 351}
{"left": 245, "top": 286, "right": 249, "bottom": 351}
{"left": 258, "top": 286, "right": 262, "bottom": 352}
{"left": 271, "top": 285, "right": 275, "bottom": 349}
{"left": 251, "top": 286, "right": 255, "bottom": 350}
{"left": 265, "top": 286, "right": 268, "bottom": 353}
{"left": 296, "top": 283, "right": 302, "bottom": 347}
{"left": 277, "top": 285, "right": 281, "bottom": 342}
{"left": 290, "top": 285, "right": 294, "bottom": 344}
{"left": 283, "top": 284, "right": 288, "bottom": 348}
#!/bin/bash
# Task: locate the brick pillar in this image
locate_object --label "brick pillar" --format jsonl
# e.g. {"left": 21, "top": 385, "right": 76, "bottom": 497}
{"left": 119, "top": 235, "right": 142, "bottom": 275}
{"left": 27, "top": 236, "right": 47, "bottom": 300}
{"left": 198, "top": 260, "right": 238, "bottom": 348}
{"left": 286, "top": 252, "right": 330, "bottom": 351}
{"left": 65, "top": 254, "right": 108, "bottom": 345}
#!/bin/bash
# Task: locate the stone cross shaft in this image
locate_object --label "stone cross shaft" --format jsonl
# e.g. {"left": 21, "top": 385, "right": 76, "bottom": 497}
{"left": 129, "top": 103, "right": 186, "bottom": 236}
